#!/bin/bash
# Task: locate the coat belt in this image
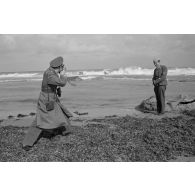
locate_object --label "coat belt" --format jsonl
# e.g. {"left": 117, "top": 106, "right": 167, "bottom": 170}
{"left": 41, "top": 87, "right": 56, "bottom": 93}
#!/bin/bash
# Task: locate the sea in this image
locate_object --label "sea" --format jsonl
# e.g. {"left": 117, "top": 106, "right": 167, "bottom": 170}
{"left": 0, "top": 66, "right": 195, "bottom": 119}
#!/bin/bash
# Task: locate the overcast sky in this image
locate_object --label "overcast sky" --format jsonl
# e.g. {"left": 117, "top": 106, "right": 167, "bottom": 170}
{"left": 0, "top": 34, "right": 195, "bottom": 72}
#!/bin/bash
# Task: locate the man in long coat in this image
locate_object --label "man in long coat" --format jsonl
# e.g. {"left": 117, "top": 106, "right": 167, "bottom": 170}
{"left": 22, "top": 56, "right": 73, "bottom": 150}
{"left": 152, "top": 58, "right": 168, "bottom": 115}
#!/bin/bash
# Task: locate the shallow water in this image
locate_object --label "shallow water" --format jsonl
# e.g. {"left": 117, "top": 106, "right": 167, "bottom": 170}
{"left": 0, "top": 73, "right": 195, "bottom": 119}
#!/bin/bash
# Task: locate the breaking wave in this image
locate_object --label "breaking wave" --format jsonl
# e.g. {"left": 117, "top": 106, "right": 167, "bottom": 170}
{"left": 0, "top": 72, "right": 42, "bottom": 78}
{"left": 69, "top": 67, "right": 195, "bottom": 77}
{"left": 0, "top": 67, "right": 195, "bottom": 83}
{"left": 0, "top": 72, "right": 42, "bottom": 83}
{"left": 168, "top": 68, "right": 195, "bottom": 76}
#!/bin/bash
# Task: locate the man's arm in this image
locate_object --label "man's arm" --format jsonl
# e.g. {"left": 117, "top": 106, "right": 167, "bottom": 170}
{"left": 154, "top": 66, "right": 167, "bottom": 84}
{"left": 152, "top": 69, "right": 156, "bottom": 85}
{"left": 47, "top": 72, "right": 67, "bottom": 87}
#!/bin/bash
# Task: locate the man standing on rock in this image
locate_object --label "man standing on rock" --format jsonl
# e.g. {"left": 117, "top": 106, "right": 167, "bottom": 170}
{"left": 152, "top": 58, "right": 168, "bottom": 115}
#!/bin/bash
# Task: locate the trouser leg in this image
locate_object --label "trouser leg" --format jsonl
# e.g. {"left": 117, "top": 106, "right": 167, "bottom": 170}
{"left": 158, "top": 86, "right": 166, "bottom": 113}
{"left": 61, "top": 117, "right": 72, "bottom": 136}
{"left": 154, "top": 87, "right": 161, "bottom": 113}
{"left": 22, "top": 118, "right": 42, "bottom": 147}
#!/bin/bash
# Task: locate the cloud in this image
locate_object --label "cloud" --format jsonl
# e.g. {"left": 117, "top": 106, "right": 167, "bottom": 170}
{"left": 67, "top": 40, "right": 109, "bottom": 53}
{"left": 0, "top": 34, "right": 195, "bottom": 71}
{"left": 0, "top": 35, "right": 16, "bottom": 50}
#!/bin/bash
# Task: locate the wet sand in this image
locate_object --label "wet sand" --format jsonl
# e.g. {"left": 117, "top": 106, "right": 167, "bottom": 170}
{"left": 0, "top": 108, "right": 194, "bottom": 162}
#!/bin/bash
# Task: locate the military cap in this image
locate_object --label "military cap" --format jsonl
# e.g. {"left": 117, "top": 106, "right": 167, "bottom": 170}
{"left": 50, "top": 56, "right": 63, "bottom": 68}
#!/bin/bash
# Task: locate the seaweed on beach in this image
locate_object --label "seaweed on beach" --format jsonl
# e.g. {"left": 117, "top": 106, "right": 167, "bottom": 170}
{"left": 0, "top": 115, "right": 194, "bottom": 162}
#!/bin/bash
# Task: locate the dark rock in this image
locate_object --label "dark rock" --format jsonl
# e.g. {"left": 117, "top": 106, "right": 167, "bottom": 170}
{"left": 105, "top": 115, "right": 118, "bottom": 118}
{"left": 29, "top": 112, "right": 36, "bottom": 116}
{"left": 17, "top": 114, "right": 28, "bottom": 118}
{"left": 74, "top": 111, "right": 88, "bottom": 116}
{"left": 8, "top": 115, "right": 14, "bottom": 119}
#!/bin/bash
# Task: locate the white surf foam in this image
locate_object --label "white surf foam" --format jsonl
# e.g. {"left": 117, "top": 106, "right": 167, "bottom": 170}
{"left": 69, "top": 67, "right": 195, "bottom": 77}
{"left": 0, "top": 72, "right": 41, "bottom": 78}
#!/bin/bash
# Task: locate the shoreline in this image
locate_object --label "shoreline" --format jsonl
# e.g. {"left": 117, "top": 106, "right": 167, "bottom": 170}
{"left": 0, "top": 107, "right": 184, "bottom": 127}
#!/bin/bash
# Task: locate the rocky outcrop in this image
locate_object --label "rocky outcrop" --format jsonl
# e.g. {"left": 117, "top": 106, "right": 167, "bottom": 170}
{"left": 167, "top": 95, "right": 195, "bottom": 116}
{"left": 135, "top": 96, "right": 157, "bottom": 113}
{"left": 136, "top": 94, "right": 195, "bottom": 116}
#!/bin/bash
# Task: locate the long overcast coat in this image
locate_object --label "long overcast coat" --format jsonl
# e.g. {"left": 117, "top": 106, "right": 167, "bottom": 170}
{"left": 36, "top": 67, "right": 72, "bottom": 130}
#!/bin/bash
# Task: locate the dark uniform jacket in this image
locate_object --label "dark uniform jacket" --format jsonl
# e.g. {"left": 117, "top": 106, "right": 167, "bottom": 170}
{"left": 152, "top": 65, "right": 168, "bottom": 86}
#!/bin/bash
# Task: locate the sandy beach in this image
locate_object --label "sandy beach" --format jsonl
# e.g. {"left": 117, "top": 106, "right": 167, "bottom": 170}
{"left": 0, "top": 35, "right": 195, "bottom": 162}
{"left": 0, "top": 108, "right": 194, "bottom": 162}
